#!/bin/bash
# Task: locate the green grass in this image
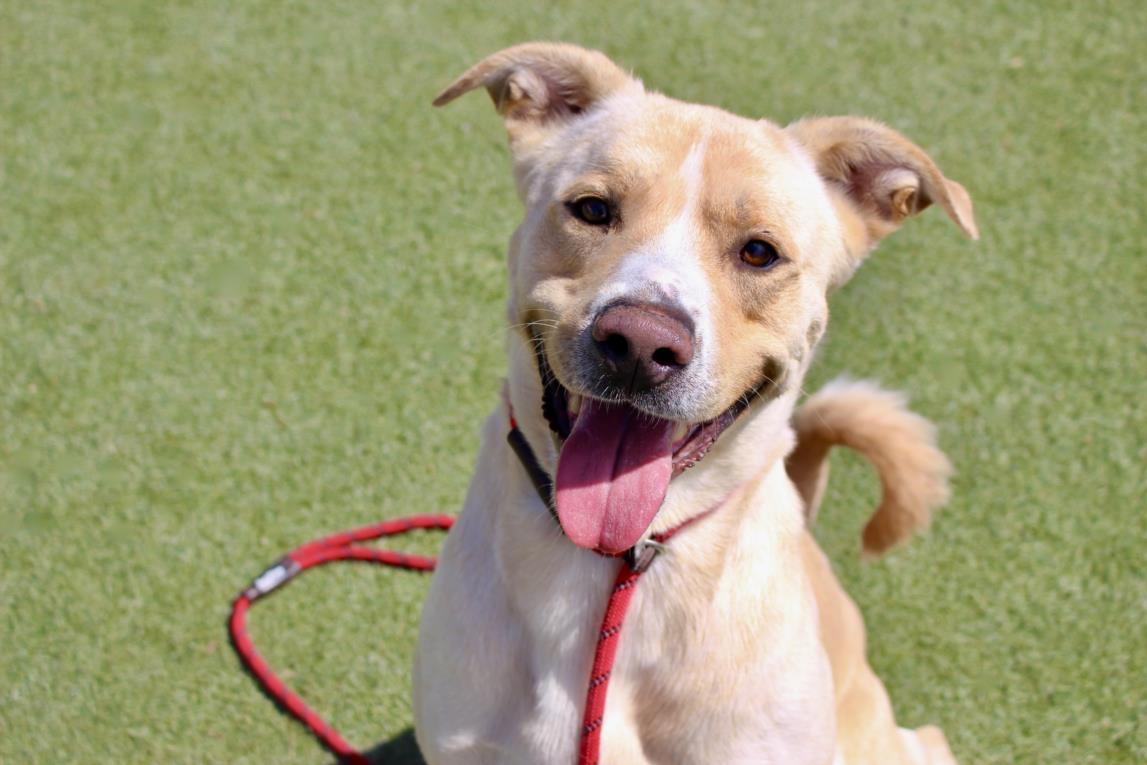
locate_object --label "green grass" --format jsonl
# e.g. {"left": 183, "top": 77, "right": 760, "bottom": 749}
{"left": 1, "top": 1, "right": 1143, "bottom": 763}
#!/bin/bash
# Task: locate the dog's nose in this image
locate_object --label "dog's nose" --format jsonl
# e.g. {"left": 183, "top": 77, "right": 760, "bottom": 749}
{"left": 591, "top": 304, "right": 695, "bottom": 391}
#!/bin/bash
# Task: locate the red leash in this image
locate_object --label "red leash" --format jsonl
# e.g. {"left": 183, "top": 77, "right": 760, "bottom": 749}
{"left": 228, "top": 410, "right": 719, "bottom": 764}
{"left": 228, "top": 515, "right": 454, "bottom": 765}
{"left": 228, "top": 512, "right": 710, "bottom": 765}
{"left": 579, "top": 560, "right": 642, "bottom": 764}
{"left": 577, "top": 509, "right": 714, "bottom": 765}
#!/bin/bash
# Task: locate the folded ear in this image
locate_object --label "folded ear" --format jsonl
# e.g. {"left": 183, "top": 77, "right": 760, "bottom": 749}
{"left": 433, "top": 42, "right": 638, "bottom": 145}
{"left": 787, "top": 116, "right": 978, "bottom": 282}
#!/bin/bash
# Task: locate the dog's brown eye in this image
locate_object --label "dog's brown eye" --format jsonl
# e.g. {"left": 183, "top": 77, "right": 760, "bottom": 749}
{"left": 571, "top": 197, "right": 612, "bottom": 226}
{"left": 740, "top": 239, "right": 781, "bottom": 269}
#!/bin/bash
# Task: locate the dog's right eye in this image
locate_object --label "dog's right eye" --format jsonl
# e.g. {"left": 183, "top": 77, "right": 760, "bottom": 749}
{"left": 569, "top": 197, "right": 612, "bottom": 226}
{"left": 740, "top": 239, "right": 782, "bottom": 269}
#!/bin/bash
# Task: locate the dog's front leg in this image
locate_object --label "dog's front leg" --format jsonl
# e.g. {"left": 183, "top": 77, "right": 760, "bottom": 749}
{"left": 413, "top": 511, "right": 526, "bottom": 763}
{"left": 412, "top": 414, "right": 535, "bottom": 763}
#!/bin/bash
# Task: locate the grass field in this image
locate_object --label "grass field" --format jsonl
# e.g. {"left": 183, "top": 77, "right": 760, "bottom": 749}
{"left": 2, "top": 1, "right": 1144, "bottom": 763}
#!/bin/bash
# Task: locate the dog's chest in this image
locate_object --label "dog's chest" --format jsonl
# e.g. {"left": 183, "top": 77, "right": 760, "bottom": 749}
{"left": 607, "top": 559, "right": 835, "bottom": 763}
{"left": 505, "top": 542, "right": 836, "bottom": 765}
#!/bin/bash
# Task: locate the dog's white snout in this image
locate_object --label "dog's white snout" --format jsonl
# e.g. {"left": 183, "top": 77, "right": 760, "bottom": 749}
{"left": 629, "top": 265, "right": 683, "bottom": 303}
{"left": 596, "top": 253, "right": 708, "bottom": 328}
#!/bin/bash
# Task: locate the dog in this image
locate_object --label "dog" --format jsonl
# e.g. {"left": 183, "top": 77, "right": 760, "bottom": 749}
{"left": 413, "top": 43, "right": 977, "bottom": 765}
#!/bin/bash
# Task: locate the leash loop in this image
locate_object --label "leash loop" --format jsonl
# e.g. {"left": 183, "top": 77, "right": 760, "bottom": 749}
{"left": 228, "top": 515, "right": 454, "bottom": 764}
{"left": 228, "top": 507, "right": 713, "bottom": 765}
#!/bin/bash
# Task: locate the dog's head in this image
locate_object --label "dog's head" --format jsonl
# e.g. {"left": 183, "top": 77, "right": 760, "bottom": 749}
{"left": 436, "top": 43, "right": 976, "bottom": 554}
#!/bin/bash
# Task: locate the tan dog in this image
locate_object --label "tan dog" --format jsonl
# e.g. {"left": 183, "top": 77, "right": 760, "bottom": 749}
{"left": 414, "top": 43, "right": 976, "bottom": 765}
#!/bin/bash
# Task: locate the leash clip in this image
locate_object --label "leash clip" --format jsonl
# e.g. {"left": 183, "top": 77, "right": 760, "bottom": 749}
{"left": 625, "top": 539, "right": 665, "bottom": 574}
{"left": 244, "top": 557, "right": 301, "bottom": 602}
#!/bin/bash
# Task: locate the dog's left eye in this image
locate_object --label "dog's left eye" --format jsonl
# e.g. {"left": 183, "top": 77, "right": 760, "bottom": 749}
{"left": 740, "top": 239, "right": 782, "bottom": 269}
{"left": 570, "top": 197, "right": 612, "bottom": 226}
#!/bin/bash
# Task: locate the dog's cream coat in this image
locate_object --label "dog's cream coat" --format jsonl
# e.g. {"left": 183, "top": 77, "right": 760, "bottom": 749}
{"left": 413, "top": 43, "right": 975, "bottom": 765}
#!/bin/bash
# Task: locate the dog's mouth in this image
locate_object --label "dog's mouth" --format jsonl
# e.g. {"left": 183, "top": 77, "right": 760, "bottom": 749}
{"left": 535, "top": 347, "right": 765, "bottom": 555}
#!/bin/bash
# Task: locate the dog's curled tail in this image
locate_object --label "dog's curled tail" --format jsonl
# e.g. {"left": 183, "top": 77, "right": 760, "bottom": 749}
{"left": 786, "top": 379, "right": 952, "bottom": 556}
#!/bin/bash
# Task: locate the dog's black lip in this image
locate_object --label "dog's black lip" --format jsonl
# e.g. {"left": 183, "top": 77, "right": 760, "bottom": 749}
{"left": 533, "top": 338, "right": 769, "bottom": 478}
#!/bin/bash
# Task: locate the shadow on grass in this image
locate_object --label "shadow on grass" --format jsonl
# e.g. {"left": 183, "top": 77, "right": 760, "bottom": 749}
{"left": 326, "top": 727, "right": 424, "bottom": 765}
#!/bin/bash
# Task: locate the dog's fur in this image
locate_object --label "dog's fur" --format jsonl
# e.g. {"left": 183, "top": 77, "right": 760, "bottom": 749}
{"left": 413, "top": 43, "right": 976, "bottom": 765}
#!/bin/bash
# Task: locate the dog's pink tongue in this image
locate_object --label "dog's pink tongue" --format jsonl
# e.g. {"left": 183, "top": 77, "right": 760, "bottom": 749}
{"left": 554, "top": 399, "right": 675, "bottom": 555}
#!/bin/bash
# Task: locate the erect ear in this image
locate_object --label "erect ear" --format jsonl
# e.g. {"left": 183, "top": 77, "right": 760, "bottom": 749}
{"left": 433, "top": 42, "right": 638, "bottom": 145}
{"left": 787, "top": 116, "right": 978, "bottom": 281}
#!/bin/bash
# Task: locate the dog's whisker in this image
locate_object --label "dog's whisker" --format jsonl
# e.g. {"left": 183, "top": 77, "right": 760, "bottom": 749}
{"left": 501, "top": 320, "right": 559, "bottom": 342}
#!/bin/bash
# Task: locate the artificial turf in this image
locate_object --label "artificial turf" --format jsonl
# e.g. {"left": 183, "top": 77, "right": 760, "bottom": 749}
{"left": 2, "top": 1, "right": 1144, "bottom": 763}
